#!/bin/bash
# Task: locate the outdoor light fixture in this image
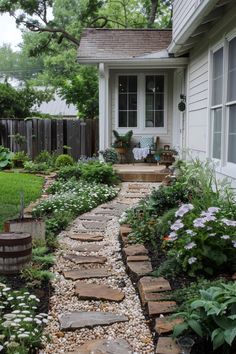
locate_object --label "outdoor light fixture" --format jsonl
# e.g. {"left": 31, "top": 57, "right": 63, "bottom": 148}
{"left": 177, "top": 336, "right": 195, "bottom": 354}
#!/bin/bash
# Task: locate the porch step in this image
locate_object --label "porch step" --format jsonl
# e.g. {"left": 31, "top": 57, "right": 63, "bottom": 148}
{"left": 114, "top": 164, "right": 169, "bottom": 182}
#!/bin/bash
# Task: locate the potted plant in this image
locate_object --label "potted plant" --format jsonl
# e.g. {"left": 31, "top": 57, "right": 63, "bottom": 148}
{"left": 99, "top": 148, "right": 119, "bottom": 164}
{"left": 112, "top": 130, "right": 133, "bottom": 154}
{"left": 154, "top": 145, "right": 178, "bottom": 172}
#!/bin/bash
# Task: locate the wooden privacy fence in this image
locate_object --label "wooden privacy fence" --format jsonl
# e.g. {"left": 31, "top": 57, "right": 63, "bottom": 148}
{"left": 0, "top": 118, "right": 99, "bottom": 160}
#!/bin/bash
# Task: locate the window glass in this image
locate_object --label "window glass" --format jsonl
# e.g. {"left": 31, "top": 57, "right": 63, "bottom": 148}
{"left": 212, "top": 108, "right": 222, "bottom": 160}
{"left": 228, "top": 37, "right": 236, "bottom": 102}
{"left": 212, "top": 48, "right": 223, "bottom": 106}
{"left": 145, "top": 75, "right": 165, "bottom": 128}
{"left": 118, "top": 76, "right": 137, "bottom": 127}
{"left": 228, "top": 105, "right": 236, "bottom": 163}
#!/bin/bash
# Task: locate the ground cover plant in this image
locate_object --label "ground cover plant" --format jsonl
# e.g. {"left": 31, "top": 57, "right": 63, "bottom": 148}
{"left": 0, "top": 282, "right": 50, "bottom": 354}
{"left": 0, "top": 172, "right": 43, "bottom": 230}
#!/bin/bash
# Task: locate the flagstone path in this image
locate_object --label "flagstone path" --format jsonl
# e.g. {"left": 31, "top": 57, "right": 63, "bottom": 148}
{"left": 42, "top": 182, "right": 159, "bottom": 354}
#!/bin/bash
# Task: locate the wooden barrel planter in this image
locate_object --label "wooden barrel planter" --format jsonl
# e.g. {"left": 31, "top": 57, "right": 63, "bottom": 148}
{"left": 4, "top": 217, "right": 45, "bottom": 241}
{"left": 0, "top": 233, "right": 32, "bottom": 275}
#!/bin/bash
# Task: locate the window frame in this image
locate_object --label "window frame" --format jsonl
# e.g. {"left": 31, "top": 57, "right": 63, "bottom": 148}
{"left": 115, "top": 72, "right": 168, "bottom": 134}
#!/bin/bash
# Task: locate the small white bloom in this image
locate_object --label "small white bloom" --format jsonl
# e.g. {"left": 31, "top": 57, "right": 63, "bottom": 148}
{"left": 188, "top": 257, "right": 197, "bottom": 264}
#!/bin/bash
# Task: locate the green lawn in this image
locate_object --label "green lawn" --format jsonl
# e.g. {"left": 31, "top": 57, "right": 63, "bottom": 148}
{"left": 0, "top": 172, "right": 44, "bottom": 231}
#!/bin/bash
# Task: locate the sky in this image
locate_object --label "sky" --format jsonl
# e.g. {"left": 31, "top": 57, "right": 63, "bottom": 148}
{"left": 0, "top": 14, "right": 23, "bottom": 49}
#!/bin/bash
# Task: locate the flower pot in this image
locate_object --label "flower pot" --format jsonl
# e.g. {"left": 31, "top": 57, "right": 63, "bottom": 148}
{"left": 4, "top": 217, "right": 45, "bottom": 241}
{"left": 115, "top": 147, "right": 127, "bottom": 154}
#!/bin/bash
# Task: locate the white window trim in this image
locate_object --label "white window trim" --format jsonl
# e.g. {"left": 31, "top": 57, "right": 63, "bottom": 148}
{"left": 114, "top": 71, "right": 168, "bottom": 135}
{"left": 209, "top": 32, "right": 236, "bottom": 172}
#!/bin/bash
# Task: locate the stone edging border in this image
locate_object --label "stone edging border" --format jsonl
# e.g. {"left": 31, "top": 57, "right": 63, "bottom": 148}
{"left": 119, "top": 224, "right": 182, "bottom": 354}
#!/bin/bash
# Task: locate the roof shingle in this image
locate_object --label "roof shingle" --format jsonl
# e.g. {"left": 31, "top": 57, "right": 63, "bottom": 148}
{"left": 77, "top": 28, "right": 172, "bottom": 61}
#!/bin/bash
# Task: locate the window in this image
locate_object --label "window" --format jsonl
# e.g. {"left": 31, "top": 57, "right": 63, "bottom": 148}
{"left": 227, "top": 37, "right": 236, "bottom": 164}
{"left": 210, "top": 35, "right": 236, "bottom": 166}
{"left": 118, "top": 76, "right": 137, "bottom": 127}
{"left": 211, "top": 48, "right": 223, "bottom": 160}
{"left": 145, "top": 75, "right": 164, "bottom": 127}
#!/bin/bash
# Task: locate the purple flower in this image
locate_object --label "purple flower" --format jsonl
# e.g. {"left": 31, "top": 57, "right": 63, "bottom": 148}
{"left": 205, "top": 215, "right": 216, "bottom": 222}
{"left": 184, "top": 242, "right": 196, "bottom": 250}
{"left": 188, "top": 257, "right": 197, "bottom": 264}
{"left": 169, "top": 231, "right": 178, "bottom": 241}
{"left": 209, "top": 233, "right": 216, "bottom": 237}
{"left": 221, "top": 235, "right": 230, "bottom": 240}
{"left": 171, "top": 219, "right": 184, "bottom": 231}
{"left": 186, "top": 229, "right": 196, "bottom": 236}
{"left": 193, "top": 218, "right": 206, "bottom": 228}
{"left": 175, "top": 204, "right": 194, "bottom": 218}
{"left": 208, "top": 207, "right": 220, "bottom": 213}
{"left": 222, "top": 218, "right": 236, "bottom": 227}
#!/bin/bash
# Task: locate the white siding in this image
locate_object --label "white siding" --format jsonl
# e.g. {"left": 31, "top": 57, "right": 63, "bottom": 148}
{"left": 109, "top": 70, "right": 174, "bottom": 148}
{"left": 173, "top": 0, "right": 198, "bottom": 40}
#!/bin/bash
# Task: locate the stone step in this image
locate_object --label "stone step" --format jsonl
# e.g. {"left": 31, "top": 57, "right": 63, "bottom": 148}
{"left": 138, "top": 277, "right": 171, "bottom": 295}
{"left": 123, "top": 244, "right": 148, "bottom": 257}
{"left": 127, "top": 261, "right": 153, "bottom": 277}
{"left": 82, "top": 221, "right": 106, "bottom": 230}
{"left": 74, "top": 244, "right": 104, "bottom": 252}
{"left": 63, "top": 268, "right": 111, "bottom": 280}
{"left": 154, "top": 317, "right": 183, "bottom": 335}
{"left": 127, "top": 255, "right": 150, "bottom": 262}
{"left": 79, "top": 215, "right": 112, "bottom": 221}
{"left": 140, "top": 291, "right": 168, "bottom": 305}
{"left": 120, "top": 225, "right": 132, "bottom": 237}
{"left": 69, "top": 234, "right": 104, "bottom": 242}
{"left": 64, "top": 254, "right": 107, "bottom": 264}
{"left": 156, "top": 337, "right": 181, "bottom": 354}
{"left": 59, "top": 311, "right": 128, "bottom": 331}
{"left": 66, "top": 338, "right": 133, "bottom": 354}
{"left": 75, "top": 281, "right": 125, "bottom": 302}
{"left": 148, "top": 301, "right": 177, "bottom": 317}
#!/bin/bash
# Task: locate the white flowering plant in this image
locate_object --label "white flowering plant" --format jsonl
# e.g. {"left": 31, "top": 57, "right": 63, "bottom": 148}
{"left": 0, "top": 283, "right": 50, "bottom": 354}
{"left": 164, "top": 204, "right": 236, "bottom": 276}
{"left": 33, "top": 180, "right": 118, "bottom": 218}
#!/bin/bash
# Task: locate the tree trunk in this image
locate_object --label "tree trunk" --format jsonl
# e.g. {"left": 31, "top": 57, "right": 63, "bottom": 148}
{"left": 148, "top": 0, "right": 159, "bottom": 25}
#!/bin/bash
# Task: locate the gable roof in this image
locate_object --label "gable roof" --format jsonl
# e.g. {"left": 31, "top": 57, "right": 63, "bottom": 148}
{"left": 37, "top": 92, "right": 77, "bottom": 117}
{"left": 77, "top": 28, "right": 172, "bottom": 62}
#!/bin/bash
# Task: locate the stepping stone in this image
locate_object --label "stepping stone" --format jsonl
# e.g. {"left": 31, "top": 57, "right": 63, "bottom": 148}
{"left": 148, "top": 301, "right": 176, "bottom": 317}
{"left": 82, "top": 221, "right": 106, "bottom": 230}
{"left": 64, "top": 254, "right": 107, "bottom": 264}
{"left": 75, "top": 244, "right": 103, "bottom": 252}
{"left": 155, "top": 317, "right": 183, "bottom": 334}
{"left": 123, "top": 245, "right": 148, "bottom": 257}
{"left": 120, "top": 225, "right": 132, "bottom": 237}
{"left": 63, "top": 268, "right": 111, "bottom": 280}
{"left": 75, "top": 282, "right": 125, "bottom": 302}
{"left": 138, "top": 277, "right": 171, "bottom": 295}
{"left": 59, "top": 311, "right": 128, "bottom": 330}
{"left": 127, "top": 255, "right": 150, "bottom": 262}
{"left": 95, "top": 210, "right": 121, "bottom": 216}
{"left": 69, "top": 234, "right": 104, "bottom": 242}
{"left": 127, "top": 261, "right": 153, "bottom": 277}
{"left": 79, "top": 215, "right": 112, "bottom": 221}
{"left": 140, "top": 291, "right": 167, "bottom": 305}
{"left": 156, "top": 337, "right": 181, "bottom": 354}
{"left": 66, "top": 338, "right": 132, "bottom": 354}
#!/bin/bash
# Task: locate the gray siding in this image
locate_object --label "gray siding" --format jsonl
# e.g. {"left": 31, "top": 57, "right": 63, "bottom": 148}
{"left": 173, "top": 0, "right": 197, "bottom": 40}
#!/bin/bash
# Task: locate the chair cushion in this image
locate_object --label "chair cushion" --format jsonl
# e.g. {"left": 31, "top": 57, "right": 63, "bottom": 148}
{"left": 139, "top": 136, "right": 154, "bottom": 149}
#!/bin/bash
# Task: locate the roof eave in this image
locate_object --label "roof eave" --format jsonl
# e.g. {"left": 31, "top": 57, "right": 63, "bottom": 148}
{"left": 77, "top": 57, "right": 188, "bottom": 68}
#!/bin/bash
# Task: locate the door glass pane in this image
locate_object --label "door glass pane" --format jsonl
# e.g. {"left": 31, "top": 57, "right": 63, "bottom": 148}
{"left": 146, "top": 76, "right": 155, "bottom": 93}
{"left": 146, "top": 94, "right": 154, "bottom": 110}
{"left": 128, "top": 76, "right": 137, "bottom": 93}
{"left": 155, "top": 111, "right": 164, "bottom": 127}
{"left": 155, "top": 94, "right": 164, "bottom": 110}
{"left": 128, "top": 111, "right": 137, "bottom": 127}
{"left": 146, "top": 111, "right": 154, "bottom": 127}
{"left": 129, "top": 94, "right": 137, "bottom": 110}
{"left": 228, "top": 37, "right": 236, "bottom": 102}
{"left": 228, "top": 105, "right": 236, "bottom": 163}
{"left": 119, "top": 94, "right": 127, "bottom": 110}
{"left": 155, "top": 76, "right": 164, "bottom": 92}
{"left": 212, "top": 108, "right": 222, "bottom": 159}
{"left": 212, "top": 48, "right": 223, "bottom": 106}
{"left": 119, "top": 111, "right": 127, "bottom": 127}
{"left": 119, "top": 76, "right": 127, "bottom": 93}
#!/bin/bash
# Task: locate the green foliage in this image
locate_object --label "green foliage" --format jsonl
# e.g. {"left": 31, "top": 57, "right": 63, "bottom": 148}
{"left": 79, "top": 161, "right": 120, "bottom": 185}
{"left": 112, "top": 130, "right": 133, "bottom": 148}
{"left": 45, "top": 210, "right": 73, "bottom": 236}
{"left": 56, "top": 164, "right": 82, "bottom": 181}
{"left": 23, "top": 161, "right": 53, "bottom": 174}
{"left": 9, "top": 133, "right": 26, "bottom": 147}
{"left": 34, "top": 150, "right": 57, "bottom": 166}
{"left": 150, "top": 257, "right": 181, "bottom": 279}
{"left": 12, "top": 151, "right": 29, "bottom": 167}
{"left": 0, "top": 283, "right": 50, "bottom": 354}
{"left": 173, "top": 282, "right": 236, "bottom": 351}
{"left": 32, "top": 247, "right": 55, "bottom": 269}
{"left": 100, "top": 148, "right": 119, "bottom": 164}
{"left": 21, "top": 266, "right": 54, "bottom": 283}
{"left": 0, "top": 83, "right": 52, "bottom": 118}
{"left": 0, "top": 145, "right": 13, "bottom": 169}
{"left": 55, "top": 154, "right": 74, "bottom": 168}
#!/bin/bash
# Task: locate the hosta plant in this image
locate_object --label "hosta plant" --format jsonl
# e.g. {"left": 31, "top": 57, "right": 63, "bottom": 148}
{"left": 0, "top": 146, "right": 13, "bottom": 169}
{"left": 173, "top": 282, "right": 236, "bottom": 352}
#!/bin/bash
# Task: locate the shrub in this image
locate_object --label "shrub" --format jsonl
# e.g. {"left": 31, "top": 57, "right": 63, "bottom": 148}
{"left": 165, "top": 204, "right": 236, "bottom": 276}
{"left": 23, "top": 161, "right": 52, "bottom": 174}
{"left": 57, "top": 164, "right": 82, "bottom": 181}
{"left": 12, "top": 151, "right": 29, "bottom": 167}
{"left": 79, "top": 161, "right": 119, "bottom": 185}
{"left": 35, "top": 150, "right": 56, "bottom": 166}
{"left": 0, "top": 145, "right": 13, "bottom": 169}
{"left": 173, "top": 282, "right": 236, "bottom": 352}
{"left": 55, "top": 154, "right": 74, "bottom": 168}
{"left": 100, "top": 148, "right": 118, "bottom": 164}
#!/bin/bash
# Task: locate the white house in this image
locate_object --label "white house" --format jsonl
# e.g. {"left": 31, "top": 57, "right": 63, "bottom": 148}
{"left": 77, "top": 0, "right": 236, "bottom": 183}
